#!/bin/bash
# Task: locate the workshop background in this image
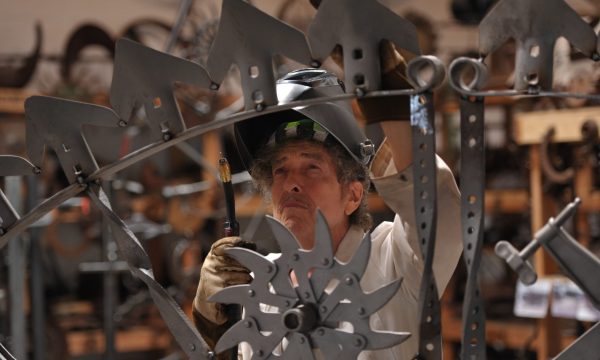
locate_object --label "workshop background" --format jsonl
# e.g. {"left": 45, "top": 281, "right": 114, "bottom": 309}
{"left": 1, "top": 0, "right": 599, "bottom": 359}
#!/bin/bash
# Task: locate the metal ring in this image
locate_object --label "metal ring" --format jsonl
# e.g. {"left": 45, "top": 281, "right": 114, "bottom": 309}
{"left": 448, "top": 57, "right": 488, "bottom": 93}
{"left": 407, "top": 55, "right": 446, "bottom": 92}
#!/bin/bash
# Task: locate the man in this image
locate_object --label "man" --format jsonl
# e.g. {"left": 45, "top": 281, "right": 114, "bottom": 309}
{"left": 193, "top": 50, "right": 462, "bottom": 359}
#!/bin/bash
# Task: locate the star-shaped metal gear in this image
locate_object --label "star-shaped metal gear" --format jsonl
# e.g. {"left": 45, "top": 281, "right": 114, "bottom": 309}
{"left": 210, "top": 211, "right": 410, "bottom": 359}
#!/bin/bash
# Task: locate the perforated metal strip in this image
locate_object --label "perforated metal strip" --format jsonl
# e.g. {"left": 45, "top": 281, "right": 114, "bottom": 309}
{"left": 410, "top": 92, "right": 441, "bottom": 360}
{"left": 459, "top": 96, "right": 487, "bottom": 360}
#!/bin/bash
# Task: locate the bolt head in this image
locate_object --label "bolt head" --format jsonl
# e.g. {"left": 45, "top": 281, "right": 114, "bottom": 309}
{"left": 354, "top": 337, "right": 363, "bottom": 348}
{"left": 345, "top": 276, "right": 354, "bottom": 286}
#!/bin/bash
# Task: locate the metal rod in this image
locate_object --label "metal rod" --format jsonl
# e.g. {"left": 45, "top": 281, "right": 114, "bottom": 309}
{"left": 28, "top": 175, "right": 45, "bottom": 360}
{"left": 102, "top": 181, "right": 118, "bottom": 360}
{"left": 6, "top": 176, "right": 26, "bottom": 359}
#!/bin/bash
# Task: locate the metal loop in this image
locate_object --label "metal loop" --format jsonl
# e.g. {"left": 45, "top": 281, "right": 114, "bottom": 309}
{"left": 407, "top": 55, "right": 446, "bottom": 92}
{"left": 448, "top": 57, "right": 488, "bottom": 94}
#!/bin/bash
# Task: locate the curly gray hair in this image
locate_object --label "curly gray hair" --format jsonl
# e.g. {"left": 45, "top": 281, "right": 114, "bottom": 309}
{"left": 250, "top": 138, "right": 372, "bottom": 231}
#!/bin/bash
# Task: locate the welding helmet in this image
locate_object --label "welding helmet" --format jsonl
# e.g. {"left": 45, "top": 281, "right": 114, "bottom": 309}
{"left": 234, "top": 68, "right": 374, "bottom": 170}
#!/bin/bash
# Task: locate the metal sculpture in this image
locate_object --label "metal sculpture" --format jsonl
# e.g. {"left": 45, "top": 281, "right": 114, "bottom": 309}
{"left": 0, "top": 0, "right": 597, "bottom": 358}
{"left": 210, "top": 211, "right": 409, "bottom": 358}
{"left": 448, "top": 0, "right": 600, "bottom": 358}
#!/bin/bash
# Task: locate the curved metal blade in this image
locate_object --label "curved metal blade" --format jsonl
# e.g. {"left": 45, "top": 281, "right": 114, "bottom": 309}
{"left": 266, "top": 215, "right": 301, "bottom": 255}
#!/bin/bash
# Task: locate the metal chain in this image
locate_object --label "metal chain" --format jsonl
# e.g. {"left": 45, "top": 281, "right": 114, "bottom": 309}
{"left": 410, "top": 92, "right": 441, "bottom": 360}
{"left": 459, "top": 96, "right": 487, "bottom": 360}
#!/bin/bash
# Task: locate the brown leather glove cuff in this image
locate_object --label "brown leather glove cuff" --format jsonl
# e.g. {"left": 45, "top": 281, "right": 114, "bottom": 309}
{"left": 357, "top": 63, "right": 413, "bottom": 124}
{"left": 193, "top": 305, "right": 233, "bottom": 359}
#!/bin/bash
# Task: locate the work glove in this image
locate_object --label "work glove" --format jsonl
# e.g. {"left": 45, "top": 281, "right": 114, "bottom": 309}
{"left": 309, "top": 0, "right": 414, "bottom": 123}
{"left": 193, "top": 236, "right": 255, "bottom": 350}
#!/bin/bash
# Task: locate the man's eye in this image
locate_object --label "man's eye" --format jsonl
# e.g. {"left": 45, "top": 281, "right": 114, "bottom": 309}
{"left": 273, "top": 167, "right": 285, "bottom": 175}
{"left": 307, "top": 164, "right": 321, "bottom": 172}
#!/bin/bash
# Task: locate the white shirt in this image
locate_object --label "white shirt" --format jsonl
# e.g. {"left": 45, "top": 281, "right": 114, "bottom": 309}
{"left": 240, "top": 144, "right": 462, "bottom": 359}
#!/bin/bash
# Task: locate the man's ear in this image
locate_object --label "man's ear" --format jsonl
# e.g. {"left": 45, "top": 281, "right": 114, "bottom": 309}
{"left": 344, "top": 181, "right": 364, "bottom": 216}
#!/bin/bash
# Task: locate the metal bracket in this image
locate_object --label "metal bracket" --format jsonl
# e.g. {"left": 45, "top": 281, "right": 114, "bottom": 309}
{"left": 459, "top": 95, "right": 487, "bottom": 360}
{"left": 308, "top": 0, "right": 420, "bottom": 93}
{"left": 24, "top": 96, "right": 122, "bottom": 184}
{"left": 479, "top": 0, "right": 598, "bottom": 91}
{"left": 110, "top": 38, "right": 213, "bottom": 141}
{"left": 207, "top": 0, "right": 314, "bottom": 111}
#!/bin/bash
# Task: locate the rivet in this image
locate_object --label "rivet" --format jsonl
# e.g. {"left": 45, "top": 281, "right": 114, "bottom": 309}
{"left": 248, "top": 289, "right": 255, "bottom": 297}
{"left": 210, "top": 82, "right": 219, "bottom": 90}
{"left": 299, "top": 336, "right": 306, "bottom": 344}
{"left": 321, "top": 258, "right": 329, "bottom": 266}
{"left": 317, "top": 328, "right": 325, "bottom": 336}
{"left": 244, "top": 321, "right": 252, "bottom": 328}
{"left": 354, "top": 338, "right": 363, "bottom": 347}
{"left": 345, "top": 276, "right": 354, "bottom": 286}
{"left": 256, "top": 350, "right": 264, "bottom": 357}
{"left": 162, "top": 133, "right": 171, "bottom": 141}
{"left": 310, "top": 60, "right": 321, "bottom": 68}
{"left": 292, "top": 254, "right": 299, "bottom": 261}
{"left": 304, "top": 292, "right": 310, "bottom": 299}
{"left": 189, "top": 344, "right": 196, "bottom": 351}
{"left": 357, "top": 307, "right": 365, "bottom": 315}
{"left": 266, "top": 265, "right": 273, "bottom": 273}
{"left": 118, "top": 120, "right": 127, "bottom": 127}
{"left": 255, "top": 103, "right": 264, "bottom": 112}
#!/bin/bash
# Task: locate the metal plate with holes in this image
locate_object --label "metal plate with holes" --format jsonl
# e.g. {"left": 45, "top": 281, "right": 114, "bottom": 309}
{"left": 479, "top": 0, "right": 597, "bottom": 91}
{"left": 207, "top": 0, "right": 314, "bottom": 111}
{"left": 210, "top": 211, "right": 410, "bottom": 359}
{"left": 308, "top": 0, "right": 420, "bottom": 93}
{"left": 410, "top": 92, "right": 441, "bottom": 360}
{"left": 111, "top": 38, "right": 212, "bottom": 141}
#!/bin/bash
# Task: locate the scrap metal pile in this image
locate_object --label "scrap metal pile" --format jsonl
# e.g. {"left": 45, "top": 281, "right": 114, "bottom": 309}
{"left": 1, "top": 0, "right": 599, "bottom": 358}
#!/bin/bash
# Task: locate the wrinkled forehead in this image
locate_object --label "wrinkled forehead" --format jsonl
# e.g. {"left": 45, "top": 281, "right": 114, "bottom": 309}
{"left": 270, "top": 139, "right": 333, "bottom": 165}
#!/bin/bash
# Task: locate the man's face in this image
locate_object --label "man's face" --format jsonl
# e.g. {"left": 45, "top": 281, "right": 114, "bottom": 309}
{"left": 270, "top": 140, "right": 362, "bottom": 250}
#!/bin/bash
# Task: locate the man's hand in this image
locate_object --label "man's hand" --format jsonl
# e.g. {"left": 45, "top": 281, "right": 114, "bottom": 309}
{"left": 194, "top": 237, "right": 253, "bottom": 325}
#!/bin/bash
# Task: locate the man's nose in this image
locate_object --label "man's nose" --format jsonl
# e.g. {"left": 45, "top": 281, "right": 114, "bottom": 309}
{"left": 283, "top": 171, "right": 302, "bottom": 193}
